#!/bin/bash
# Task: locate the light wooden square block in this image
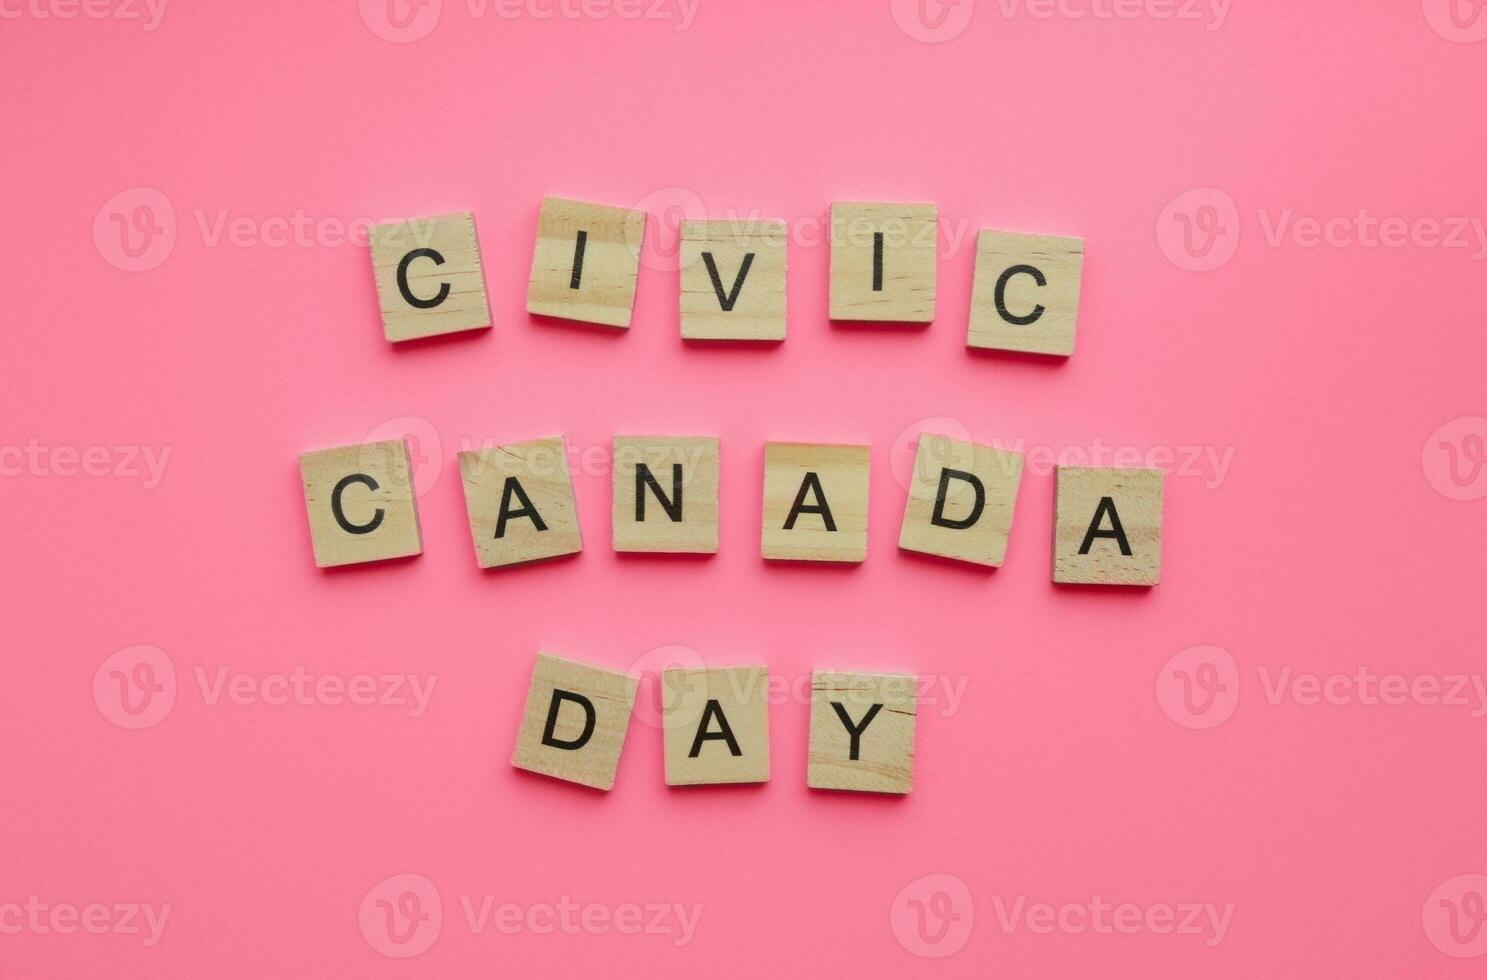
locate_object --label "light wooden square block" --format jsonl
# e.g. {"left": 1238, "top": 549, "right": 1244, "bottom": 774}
{"left": 526, "top": 196, "right": 646, "bottom": 328}
{"left": 807, "top": 671, "right": 916, "bottom": 795}
{"left": 679, "top": 219, "right": 787, "bottom": 341}
{"left": 299, "top": 440, "right": 422, "bottom": 568}
{"left": 612, "top": 436, "right": 719, "bottom": 554}
{"left": 899, "top": 433, "right": 1024, "bottom": 567}
{"left": 968, "top": 229, "right": 1085, "bottom": 356}
{"left": 662, "top": 666, "right": 770, "bottom": 786}
{"left": 458, "top": 437, "right": 582, "bottom": 569}
{"left": 511, "top": 653, "right": 639, "bottom": 791}
{"left": 761, "top": 443, "right": 870, "bottom": 563}
{"left": 1053, "top": 466, "right": 1163, "bottom": 586}
{"left": 829, "top": 201, "right": 937, "bottom": 323}
{"left": 369, "top": 212, "right": 491, "bottom": 343}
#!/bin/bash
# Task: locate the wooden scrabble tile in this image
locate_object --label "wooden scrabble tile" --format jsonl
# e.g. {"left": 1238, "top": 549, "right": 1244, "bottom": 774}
{"left": 1053, "top": 466, "right": 1163, "bottom": 586}
{"left": 369, "top": 212, "right": 491, "bottom": 343}
{"left": 661, "top": 666, "right": 770, "bottom": 786}
{"left": 526, "top": 196, "right": 646, "bottom": 328}
{"left": 829, "top": 201, "right": 937, "bottom": 323}
{"left": 898, "top": 433, "right": 1024, "bottom": 567}
{"left": 968, "top": 229, "right": 1084, "bottom": 356}
{"left": 511, "top": 653, "right": 639, "bottom": 791}
{"left": 807, "top": 671, "right": 916, "bottom": 795}
{"left": 458, "top": 437, "right": 582, "bottom": 569}
{"left": 612, "top": 436, "right": 719, "bottom": 554}
{"left": 299, "top": 440, "right": 422, "bottom": 568}
{"left": 761, "top": 443, "right": 870, "bottom": 563}
{"left": 679, "top": 219, "right": 787, "bottom": 341}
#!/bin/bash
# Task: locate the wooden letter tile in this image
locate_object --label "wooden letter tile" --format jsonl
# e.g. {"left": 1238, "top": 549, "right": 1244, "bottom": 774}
{"left": 968, "top": 229, "right": 1084, "bottom": 356}
{"left": 761, "top": 443, "right": 870, "bottom": 563}
{"left": 679, "top": 219, "right": 787, "bottom": 341}
{"left": 829, "top": 202, "right": 937, "bottom": 323}
{"left": 662, "top": 666, "right": 770, "bottom": 786}
{"left": 526, "top": 196, "right": 646, "bottom": 328}
{"left": 807, "top": 671, "right": 916, "bottom": 795}
{"left": 512, "top": 653, "right": 639, "bottom": 791}
{"left": 299, "top": 440, "right": 422, "bottom": 567}
{"left": 370, "top": 212, "right": 491, "bottom": 343}
{"left": 612, "top": 436, "right": 719, "bottom": 554}
{"left": 899, "top": 433, "right": 1024, "bottom": 567}
{"left": 458, "top": 437, "right": 582, "bottom": 569}
{"left": 1053, "top": 466, "right": 1163, "bottom": 586}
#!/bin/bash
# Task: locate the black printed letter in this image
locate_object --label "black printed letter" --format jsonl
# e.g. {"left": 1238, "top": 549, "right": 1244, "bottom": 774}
{"left": 636, "top": 464, "right": 683, "bottom": 522}
{"left": 687, "top": 699, "right": 742, "bottom": 757}
{"left": 331, "top": 474, "right": 383, "bottom": 535}
{"left": 396, "top": 248, "right": 450, "bottom": 309}
{"left": 541, "top": 690, "right": 596, "bottom": 750}
{"left": 830, "top": 702, "right": 883, "bottom": 761}
{"left": 930, "top": 469, "right": 985, "bottom": 530}
{"left": 994, "top": 264, "right": 1046, "bottom": 325}
{"left": 784, "top": 472, "right": 836, "bottom": 531}
{"left": 495, "top": 477, "right": 548, "bottom": 538}
{"left": 1078, "top": 496, "right": 1132, "bottom": 555}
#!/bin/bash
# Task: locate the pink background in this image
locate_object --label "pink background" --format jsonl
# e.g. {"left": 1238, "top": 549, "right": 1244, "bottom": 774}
{"left": 4, "top": 1, "right": 1486, "bottom": 976}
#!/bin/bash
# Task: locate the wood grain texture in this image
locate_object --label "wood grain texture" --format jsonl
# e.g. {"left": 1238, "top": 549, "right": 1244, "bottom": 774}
{"left": 829, "top": 201, "right": 937, "bottom": 322}
{"left": 458, "top": 437, "right": 582, "bottom": 569}
{"left": 611, "top": 435, "right": 719, "bottom": 554}
{"left": 662, "top": 666, "right": 770, "bottom": 786}
{"left": 806, "top": 670, "right": 916, "bottom": 794}
{"left": 299, "top": 440, "right": 422, "bottom": 568}
{"left": 511, "top": 653, "right": 639, "bottom": 791}
{"left": 370, "top": 212, "right": 491, "bottom": 342}
{"left": 761, "top": 442, "right": 870, "bottom": 563}
{"left": 679, "top": 219, "right": 787, "bottom": 341}
{"left": 1053, "top": 466, "right": 1163, "bottom": 586}
{"left": 968, "top": 229, "right": 1084, "bottom": 356}
{"left": 526, "top": 196, "right": 646, "bottom": 328}
{"left": 898, "top": 433, "right": 1024, "bottom": 567}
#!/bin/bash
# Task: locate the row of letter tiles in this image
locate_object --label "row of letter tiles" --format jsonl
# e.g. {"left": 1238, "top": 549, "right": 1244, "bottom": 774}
{"left": 510, "top": 654, "right": 917, "bottom": 793}
{"left": 368, "top": 199, "right": 1084, "bottom": 354}
{"left": 299, "top": 436, "right": 1162, "bottom": 585}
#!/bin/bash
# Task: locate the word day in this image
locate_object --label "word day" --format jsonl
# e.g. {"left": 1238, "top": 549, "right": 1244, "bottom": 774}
{"left": 298, "top": 432, "right": 1165, "bottom": 586}
{"left": 368, "top": 197, "right": 1085, "bottom": 355}
{"left": 511, "top": 655, "right": 916, "bottom": 793}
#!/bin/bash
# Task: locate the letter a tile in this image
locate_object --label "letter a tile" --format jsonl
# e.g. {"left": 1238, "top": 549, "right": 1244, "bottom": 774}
{"left": 458, "top": 437, "right": 582, "bottom": 568}
{"left": 761, "top": 442, "right": 870, "bottom": 563}
{"left": 1052, "top": 466, "right": 1163, "bottom": 586}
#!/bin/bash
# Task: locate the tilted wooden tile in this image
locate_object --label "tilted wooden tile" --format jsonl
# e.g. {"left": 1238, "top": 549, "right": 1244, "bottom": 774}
{"left": 370, "top": 212, "right": 491, "bottom": 343}
{"left": 511, "top": 653, "right": 639, "bottom": 791}
{"left": 1053, "top": 466, "right": 1163, "bottom": 586}
{"left": 807, "top": 671, "right": 916, "bottom": 795}
{"left": 612, "top": 436, "right": 719, "bottom": 554}
{"left": 679, "top": 219, "right": 787, "bottom": 341}
{"left": 458, "top": 437, "right": 582, "bottom": 569}
{"left": 299, "top": 440, "right": 422, "bottom": 568}
{"left": 662, "top": 666, "right": 770, "bottom": 786}
{"left": 526, "top": 196, "right": 646, "bottom": 328}
{"left": 968, "top": 229, "right": 1084, "bottom": 356}
{"left": 829, "top": 201, "right": 937, "bottom": 323}
{"left": 761, "top": 442, "right": 870, "bottom": 563}
{"left": 899, "top": 433, "right": 1024, "bottom": 567}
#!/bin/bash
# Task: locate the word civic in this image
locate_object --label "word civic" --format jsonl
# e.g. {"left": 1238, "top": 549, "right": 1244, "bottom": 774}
{"left": 298, "top": 431, "right": 1164, "bottom": 586}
